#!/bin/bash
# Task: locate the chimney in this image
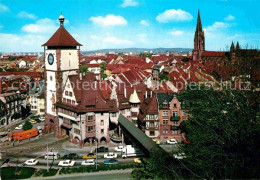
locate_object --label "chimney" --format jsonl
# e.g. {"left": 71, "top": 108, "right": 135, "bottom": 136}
{"left": 94, "top": 80, "right": 97, "bottom": 89}
{"left": 79, "top": 73, "right": 82, "bottom": 80}
{"left": 124, "top": 87, "right": 127, "bottom": 98}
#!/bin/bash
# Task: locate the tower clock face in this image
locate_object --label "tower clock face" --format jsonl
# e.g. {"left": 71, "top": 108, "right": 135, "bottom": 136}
{"left": 48, "top": 54, "right": 54, "bottom": 65}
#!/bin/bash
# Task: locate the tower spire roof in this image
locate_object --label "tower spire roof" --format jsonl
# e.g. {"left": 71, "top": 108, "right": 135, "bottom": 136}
{"left": 42, "top": 14, "right": 82, "bottom": 47}
{"left": 196, "top": 10, "right": 203, "bottom": 32}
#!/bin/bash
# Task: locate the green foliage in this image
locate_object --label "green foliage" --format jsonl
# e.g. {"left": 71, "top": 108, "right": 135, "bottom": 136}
{"left": 35, "top": 169, "right": 58, "bottom": 177}
{"left": 59, "top": 164, "right": 135, "bottom": 175}
{"left": 100, "top": 62, "right": 108, "bottom": 80}
{"left": 0, "top": 68, "right": 3, "bottom": 72}
{"left": 80, "top": 65, "right": 89, "bottom": 73}
{"left": 132, "top": 86, "right": 259, "bottom": 179}
{"left": 23, "top": 120, "right": 33, "bottom": 130}
{"left": 178, "top": 85, "right": 260, "bottom": 179}
{"left": 159, "top": 72, "right": 169, "bottom": 81}
{"left": 1, "top": 167, "right": 36, "bottom": 179}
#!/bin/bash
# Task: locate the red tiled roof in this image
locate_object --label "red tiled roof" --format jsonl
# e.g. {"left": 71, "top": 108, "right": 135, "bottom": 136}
{"left": 202, "top": 51, "right": 225, "bottom": 57}
{"left": 42, "top": 26, "right": 82, "bottom": 46}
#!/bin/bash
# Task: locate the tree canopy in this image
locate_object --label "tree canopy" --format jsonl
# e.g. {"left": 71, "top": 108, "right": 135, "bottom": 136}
{"left": 23, "top": 120, "right": 33, "bottom": 130}
{"left": 80, "top": 65, "right": 89, "bottom": 73}
{"left": 132, "top": 86, "right": 260, "bottom": 179}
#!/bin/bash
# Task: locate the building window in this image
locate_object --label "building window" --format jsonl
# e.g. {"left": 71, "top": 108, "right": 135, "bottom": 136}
{"left": 172, "top": 130, "right": 178, "bottom": 134}
{"left": 174, "top": 103, "right": 177, "bottom": 108}
{"left": 101, "top": 120, "right": 104, "bottom": 126}
{"left": 74, "top": 128, "right": 80, "bottom": 135}
{"left": 163, "top": 119, "right": 168, "bottom": 125}
{"left": 69, "top": 92, "right": 72, "bottom": 96}
{"left": 50, "top": 76, "right": 53, "bottom": 81}
{"left": 88, "top": 126, "right": 94, "bottom": 132}
{"left": 101, "top": 129, "right": 104, "bottom": 134}
{"left": 150, "top": 122, "right": 155, "bottom": 127}
{"left": 163, "top": 129, "right": 168, "bottom": 134}
{"left": 150, "top": 114, "right": 154, "bottom": 119}
{"left": 149, "top": 131, "right": 155, "bottom": 136}
{"left": 173, "top": 111, "right": 178, "bottom": 116}
{"left": 162, "top": 101, "right": 168, "bottom": 108}
{"left": 65, "top": 91, "right": 68, "bottom": 96}
{"left": 163, "top": 111, "right": 168, "bottom": 116}
{"left": 112, "top": 112, "right": 116, "bottom": 117}
{"left": 88, "top": 116, "right": 93, "bottom": 121}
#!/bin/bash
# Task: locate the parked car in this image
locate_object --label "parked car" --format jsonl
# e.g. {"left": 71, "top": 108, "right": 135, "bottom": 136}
{"left": 45, "top": 152, "right": 60, "bottom": 160}
{"left": 58, "top": 160, "right": 75, "bottom": 167}
{"left": 39, "top": 117, "right": 45, "bottom": 122}
{"left": 166, "top": 139, "right": 178, "bottom": 145}
{"left": 63, "top": 153, "right": 78, "bottom": 159}
{"left": 115, "top": 146, "right": 124, "bottom": 152}
{"left": 134, "top": 158, "right": 142, "bottom": 164}
{"left": 15, "top": 124, "right": 23, "bottom": 130}
{"left": 104, "top": 159, "right": 118, "bottom": 165}
{"left": 152, "top": 139, "right": 160, "bottom": 145}
{"left": 24, "top": 159, "right": 38, "bottom": 166}
{"left": 173, "top": 153, "right": 186, "bottom": 159}
{"left": 95, "top": 146, "right": 109, "bottom": 153}
{"left": 83, "top": 153, "right": 96, "bottom": 159}
{"left": 81, "top": 159, "right": 95, "bottom": 166}
{"left": 104, "top": 152, "right": 117, "bottom": 159}
{"left": 29, "top": 119, "right": 37, "bottom": 124}
{"left": 37, "top": 126, "right": 42, "bottom": 134}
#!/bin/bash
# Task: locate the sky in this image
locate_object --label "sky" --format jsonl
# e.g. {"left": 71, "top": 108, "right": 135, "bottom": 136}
{"left": 0, "top": 0, "right": 259, "bottom": 52}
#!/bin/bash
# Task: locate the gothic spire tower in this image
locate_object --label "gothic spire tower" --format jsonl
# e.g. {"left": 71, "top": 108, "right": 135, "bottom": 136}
{"left": 193, "top": 10, "right": 205, "bottom": 61}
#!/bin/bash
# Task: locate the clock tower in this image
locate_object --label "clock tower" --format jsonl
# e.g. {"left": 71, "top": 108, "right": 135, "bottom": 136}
{"left": 43, "top": 13, "right": 82, "bottom": 137}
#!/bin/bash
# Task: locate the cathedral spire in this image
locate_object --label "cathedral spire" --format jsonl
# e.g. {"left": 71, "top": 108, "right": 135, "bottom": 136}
{"left": 193, "top": 10, "right": 205, "bottom": 61}
{"left": 196, "top": 10, "right": 202, "bottom": 32}
{"left": 230, "top": 41, "right": 235, "bottom": 52}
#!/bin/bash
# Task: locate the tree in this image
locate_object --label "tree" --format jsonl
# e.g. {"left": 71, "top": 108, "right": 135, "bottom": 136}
{"left": 23, "top": 120, "right": 33, "bottom": 130}
{"left": 159, "top": 72, "right": 169, "bottom": 81}
{"left": 132, "top": 86, "right": 259, "bottom": 179}
{"left": 80, "top": 65, "right": 89, "bottom": 73}
{"left": 100, "top": 62, "right": 108, "bottom": 79}
{"left": 178, "top": 85, "right": 260, "bottom": 179}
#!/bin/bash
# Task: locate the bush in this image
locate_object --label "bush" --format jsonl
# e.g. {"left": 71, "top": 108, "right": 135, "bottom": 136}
{"left": 1, "top": 167, "right": 36, "bottom": 179}
{"left": 35, "top": 169, "right": 58, "bottom": 177}
{"left": 22, "top": 120, "right": 33, "bottom": 130}
{"left": 59, "top": 163, "right": 135, "bottom": 175}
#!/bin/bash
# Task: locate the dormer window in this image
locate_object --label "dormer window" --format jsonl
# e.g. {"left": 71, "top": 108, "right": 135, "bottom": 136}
{"left": 162, "top": 101, "right": 168, "bottom": 108}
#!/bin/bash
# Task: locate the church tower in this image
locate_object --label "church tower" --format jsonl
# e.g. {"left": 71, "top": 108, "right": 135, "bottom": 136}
{"left": 193, "top": 10, "right": 205, "bottom": 61}
{"left": 43, "top": 13, "right": 82, "bottom": 137}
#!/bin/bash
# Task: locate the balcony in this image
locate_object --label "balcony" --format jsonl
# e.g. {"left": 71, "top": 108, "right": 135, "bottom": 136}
{"left": 170, "top": 116, "right": 180, "bottom": 121}
{"left": 85, "top": 131, "right": 95, "bottom": 138}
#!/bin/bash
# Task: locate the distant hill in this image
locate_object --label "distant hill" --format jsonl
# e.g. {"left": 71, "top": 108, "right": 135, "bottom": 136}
{"left": 84, "top": 48, "right": 192, "bottom": 54}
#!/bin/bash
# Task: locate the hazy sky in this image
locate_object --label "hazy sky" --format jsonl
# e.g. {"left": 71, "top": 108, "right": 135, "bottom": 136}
{"left": 0, "top": 0, "right": 259, "bottom": 52}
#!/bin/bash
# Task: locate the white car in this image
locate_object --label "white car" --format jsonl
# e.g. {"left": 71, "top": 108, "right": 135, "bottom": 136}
{"left": 15, "top": 124, "right": 23, "bottom": 130}
{"left": 104, "top": 152, "right": 117, "bottom": 159}
{"left": 174, "top": 153, "right": 186, "bottom": 159}
{"left": 81, "top": 159, "right": 95, "bottom": 166}
{"left": 58, "top": 160, "right": 75, "bottom": 167}
{"left": 166, "top": 139, "right": 178, "bottom": 144}
{"left": 24, "top": 159, "right": 38, "bottom": 166}
{"left": 115, "top": 146, "right": 124, "bottom": 152}
{"left": 39, "top": 117, "right": 45, "bottom": 122}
